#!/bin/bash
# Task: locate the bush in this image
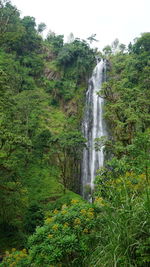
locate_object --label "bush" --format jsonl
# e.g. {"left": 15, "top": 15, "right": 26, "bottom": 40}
{"left": 27, "top": 200, "right": 99, "bottom": 266}
{"left": 0, "top": 249, "right": 29, "bottom": 267}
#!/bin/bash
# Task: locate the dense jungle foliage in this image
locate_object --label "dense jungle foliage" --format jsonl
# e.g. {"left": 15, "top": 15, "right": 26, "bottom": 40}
{"left": 0, "top": 0, "right": 150, "bottom": 266}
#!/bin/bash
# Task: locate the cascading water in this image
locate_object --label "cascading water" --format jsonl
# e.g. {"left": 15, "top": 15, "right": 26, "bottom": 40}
{"left": 82, "top": 60, "right": 106, "bottom": 199}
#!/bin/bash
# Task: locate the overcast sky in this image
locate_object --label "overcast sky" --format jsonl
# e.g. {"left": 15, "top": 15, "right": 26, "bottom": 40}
{"left": 11, "top": 0, "right": 150, "bottom": 50}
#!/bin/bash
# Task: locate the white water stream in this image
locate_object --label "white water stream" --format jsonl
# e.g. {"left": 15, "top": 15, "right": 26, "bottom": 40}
{"left": 82, "top": 60, "right": 106, "bottom": 198}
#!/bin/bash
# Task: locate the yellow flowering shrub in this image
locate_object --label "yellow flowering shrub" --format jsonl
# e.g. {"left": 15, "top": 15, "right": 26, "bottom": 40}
{"left": 48, "top": 234, "right": 53, "bottom": 238}
{"left": 52, "top": 224, "right": 59, "bottom": 231}
{"left": 0, "top": 249, "right": 29, "bottom": 267}
{"left": 80, "top": 209, "right": 86, "bottom": 215}
{"left": 107, "top": 172, "right": 148, "bottom": 194}
{"left": 89, "top": 207, "right": 94, "bottom": 212}
{"left": 45, "top": 217, "right": 54, "bottom": 224}
{"left": 71, "top": 199, "right": 79, "bottom": 204}
{"left": 53, "top": 209, "right": 59, "bottom": 214}
{"left": 63, "top": 223, "right": 69, "bottom": 228}
{"left": 26, "top": 200, "right": 98, "bottom": 267}
{"left": 87, "top": 211, "right": 94, "bottom": 218}
{"left": 74, "top": 218, "right": 81, "bottom": 225}
{"left": 94, "top": 197, "right": 106, "bottom": 207}
{"left": 83, "top": 228, "right": 88, "bottom": 233}
{"left": 62, "top": 209, "right": 67, "bottom": 215}
{"left": 61, "top": 204, "right": 67, "bottom": 210}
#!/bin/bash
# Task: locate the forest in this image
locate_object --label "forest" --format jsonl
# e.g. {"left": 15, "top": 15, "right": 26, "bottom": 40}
{"left": 0, "top": 0, "right": 150, "bottom": 266}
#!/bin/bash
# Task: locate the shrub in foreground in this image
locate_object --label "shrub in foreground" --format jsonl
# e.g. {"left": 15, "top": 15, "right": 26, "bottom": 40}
{"left": 28, "top": 199, "right": 99, "bottom": 266}
{"left": 0, "top": 200, "right": 100, "bottom": 267}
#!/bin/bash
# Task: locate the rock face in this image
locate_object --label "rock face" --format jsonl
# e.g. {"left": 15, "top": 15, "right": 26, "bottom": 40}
{"left": 44, "top": 68, "right": 60, "bottom": 80}
{"left": 82, "top": 61, "right": 106, "bottom": 200}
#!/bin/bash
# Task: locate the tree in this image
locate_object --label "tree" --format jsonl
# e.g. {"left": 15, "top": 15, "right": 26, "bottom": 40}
{"left": 103, "top": 45, "right": 112, "bottom": 56}
{"left": 0, "top": 0, "right": 19, "bottom": 35}
{"left": 50, "top": 131, "right": 86, "bottom": 193}
{"left": 37, "top": 22, "right": 46, "bottom": 33}
{"left": 0, "top": 0, "right": 24, "bottom": 52}
{"left": 119, "top": 43, "right": 126, "bottom": 53}
{"left": 87, "top": 33, "right": 98, "bottom": 44}
{"left": 46, "top": 31, "right": 64, "bottom": 55}
{"left": 57, "top": 38, "right": 95, "bottom": 82}
{"left": 132, "top": 32, "right": 150, "bottom": 54}
{"left": 128, "top": 130, "right": 150, "bottom": 183}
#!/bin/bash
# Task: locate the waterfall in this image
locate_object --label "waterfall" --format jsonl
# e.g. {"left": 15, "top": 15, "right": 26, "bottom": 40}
{"left": 82, "top": 60, "right": 106, "bottom": 199}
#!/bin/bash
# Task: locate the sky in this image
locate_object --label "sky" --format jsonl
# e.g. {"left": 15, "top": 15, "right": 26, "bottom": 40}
{"left": 11, "top": 0, "right": 150, "bottom": 50}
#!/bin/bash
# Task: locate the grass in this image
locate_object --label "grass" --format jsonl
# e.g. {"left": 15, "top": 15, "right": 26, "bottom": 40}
{"left": 25, "top": 164, "right": 63, "bottom": 203}
{"left": 87, "top": 188, "right": 150, "bottom": 267}
{"left": 25, "top": 163, "right": 83, "bottom": 203}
